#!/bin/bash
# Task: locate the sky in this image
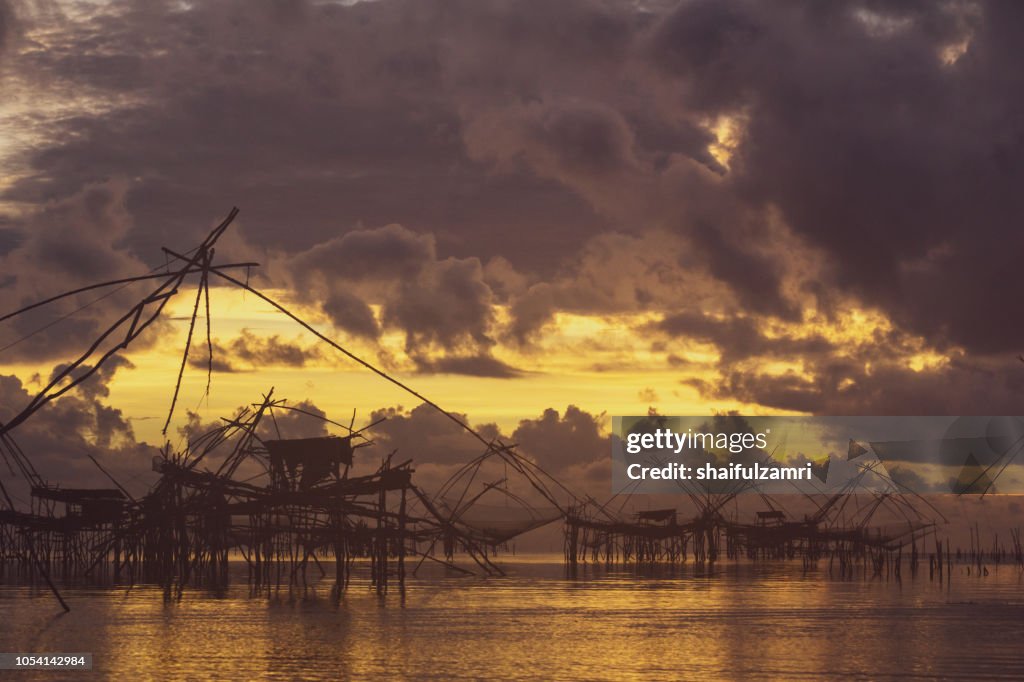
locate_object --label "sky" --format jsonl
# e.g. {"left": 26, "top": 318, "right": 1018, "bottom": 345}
{"left": 1, "top": 0, "right": 1024, "bottom": 520}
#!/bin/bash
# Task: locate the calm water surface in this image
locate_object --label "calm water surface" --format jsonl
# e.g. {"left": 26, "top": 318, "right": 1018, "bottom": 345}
{"left": 2, "top": 557, "right": 1023, "bottom": 680}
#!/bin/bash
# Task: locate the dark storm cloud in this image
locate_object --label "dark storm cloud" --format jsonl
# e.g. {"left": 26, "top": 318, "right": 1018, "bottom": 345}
{"left": 2, "top": 0, "right": 741, "bottom": 320}
{"left": 503, "top": 229, "right": 726, "bottom": 344}
{"left": 687, "top": 355, "right": 1024, "bottom": 415}
{"left": 287, "top": 223, "right": 500, "bottom": 358}
{"left": 686, "top": 221, "right": 799, "bottom": 321}
{"left": 321, "top": 290, "right": 381, "bottom": 340}
{"left": 412, "top": 354, "right": 523, "bottom": 379}
{"left": 0, "top": 0, "right": 13, "bottom": 57}
{"left": 0, "top": 181, "right": 170, "bottom": 362}
{"left": 4, "top": 0, "right": 625, "bottom": 269}
{"left": 358, "top": 402, "right": 613, "bottom": 497}
{"left": 649, "top": 0, "right": 1024, "bottom": 353}
{"left": 291, "top": 223, "right": 435, "bottom": 284}
{"left": 383, "top": 256, "right": 494, "bottom": 352}
{"left": 367, "top": 404, "right": 502, "bottom": 467}
{"left": 511, "top": 405, "right": 609, "bottom": 469}
{"left": 48, "top": 355, "right": 134, "bottom": 400}
{"left": 366, "top": 402, "right": 608, "bottom": 478}
{"left": 3, "top": 0, "right": 1024, "bottom": 403}
{"left": 463, "top": 99, "right": 644, "bottom": 206}
{"left": 0, "top": 368, "right": 158, "bottom": 499}
{"left": 506, "top": 404, "right": 614, "bottom": 497}
{"left": 186, "top": 330, "right": 324, "bottom": 373}
{"left": 657, "top": 311, "right": 833, "bottom": 362}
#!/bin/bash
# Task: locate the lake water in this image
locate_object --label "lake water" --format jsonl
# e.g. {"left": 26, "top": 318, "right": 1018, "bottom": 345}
{"left": 2, "top": 557, "right": 1023, "bottom": 680}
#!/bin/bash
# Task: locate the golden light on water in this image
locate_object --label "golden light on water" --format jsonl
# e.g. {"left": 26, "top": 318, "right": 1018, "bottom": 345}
{"left": 4, "top": 559, "right": 1019, "bottom": 679}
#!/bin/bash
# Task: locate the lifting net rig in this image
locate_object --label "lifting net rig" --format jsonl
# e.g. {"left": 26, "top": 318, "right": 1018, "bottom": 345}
{"left": 0, "top": 208, "right": 574, "bottom": 610}
{"left": 564, "top": 419, "right": 947, "bottom": 569}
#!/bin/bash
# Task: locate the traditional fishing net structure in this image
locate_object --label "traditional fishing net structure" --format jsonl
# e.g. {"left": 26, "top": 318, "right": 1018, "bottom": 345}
{"left": 415, "top": 442, "right": 571, "bottom": 575}
{"left": 565, "top": 454, "right": 944, "bottom": 577}
{"left": 0, "top": 209, "right": 574, "bottom": 610}
{"left": 131, "top": 395, "right": 427, "bottom": 595}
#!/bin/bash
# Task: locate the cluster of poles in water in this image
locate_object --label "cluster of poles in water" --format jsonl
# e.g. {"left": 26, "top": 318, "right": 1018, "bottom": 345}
{"left": 563, "top": 493, "right": 1024, "bottom": 584}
